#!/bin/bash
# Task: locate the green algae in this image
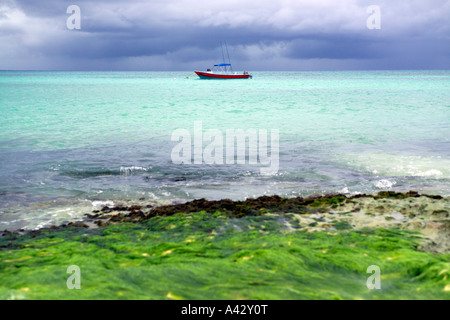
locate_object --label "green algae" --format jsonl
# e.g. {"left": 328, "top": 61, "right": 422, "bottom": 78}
{"left": 333, "top": 221, "right": 353, "bottom": 230}
{"left": 0, "top": 211, "right": 449, "bottom": 300}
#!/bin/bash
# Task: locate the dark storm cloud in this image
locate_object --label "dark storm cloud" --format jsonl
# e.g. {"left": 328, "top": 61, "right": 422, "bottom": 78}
{"left": 0, "top": 0, "right": 448, "bottom": 70}
{"left": 284, "top": 35, "right": 387, "bottom": 60}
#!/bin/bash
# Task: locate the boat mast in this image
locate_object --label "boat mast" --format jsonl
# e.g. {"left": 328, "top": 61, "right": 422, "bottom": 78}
{"left": 225, "top": 41, "right": 233, "bottom": 72}
{"left": 220, "top": 42, "right": 226, "bottom": 64}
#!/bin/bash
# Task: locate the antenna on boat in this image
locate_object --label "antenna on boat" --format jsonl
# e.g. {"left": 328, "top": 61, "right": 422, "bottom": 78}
{"left": 220, "top": 41, "right": 226, "bottom": 64}
{"left": 225, "top": 41, "right": 233, "bottom": 71}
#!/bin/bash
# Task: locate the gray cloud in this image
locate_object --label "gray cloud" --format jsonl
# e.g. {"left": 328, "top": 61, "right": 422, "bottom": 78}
{"left": 0, "top": 0, "right": 449, "bottom": 70}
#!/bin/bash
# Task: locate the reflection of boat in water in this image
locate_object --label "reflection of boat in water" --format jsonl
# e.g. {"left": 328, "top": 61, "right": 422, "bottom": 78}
{"left": 194, "top": 42, "right": 252, "bottom": 79}
{"left": 195, "top": 63, "right": 252, "bottom": 79}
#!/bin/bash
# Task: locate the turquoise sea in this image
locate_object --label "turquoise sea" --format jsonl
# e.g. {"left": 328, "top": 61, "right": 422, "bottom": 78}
{"left": 0, "top": 71, "right": 449, "bottom": 230}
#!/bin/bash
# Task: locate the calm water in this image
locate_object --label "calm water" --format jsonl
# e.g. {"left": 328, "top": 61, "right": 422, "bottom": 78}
{"left": 0, "top": 71, "right": 449, "bottom": 230}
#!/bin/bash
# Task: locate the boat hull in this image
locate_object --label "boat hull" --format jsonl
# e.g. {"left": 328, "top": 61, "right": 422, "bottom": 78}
{"left": 195, "top": 71, "right": 252, "bottom": 79}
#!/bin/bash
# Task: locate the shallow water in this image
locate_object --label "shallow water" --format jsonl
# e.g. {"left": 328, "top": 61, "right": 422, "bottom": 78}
{"left": 0, "top": 70, "right": 449, "bottom": 229}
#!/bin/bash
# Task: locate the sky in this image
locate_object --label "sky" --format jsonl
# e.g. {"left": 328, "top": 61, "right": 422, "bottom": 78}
{"left": 0, "top": 0, "right": 449, "bottom": 71}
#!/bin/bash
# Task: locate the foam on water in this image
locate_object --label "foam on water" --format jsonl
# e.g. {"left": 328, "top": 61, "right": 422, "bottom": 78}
{"left": 375, "top": 179, "right": 396, "bottom": 189}
{"left": 342, "top": 152, "right": 450, "bottom": 178}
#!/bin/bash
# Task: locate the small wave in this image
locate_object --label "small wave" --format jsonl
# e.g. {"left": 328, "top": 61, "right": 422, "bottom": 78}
{"left": 375, "top": 179, "right": 396, "bottom": 189}
{"left": 339, "top": 187, "right": 350, "bottom": 194}
{"left": 92, "top": 200, "right": 114, "bottom": 208}
{"left": 414, "top": 169, "right": 443, "bottom": 177}
{"left": 120, "top": 166, "right": 148, "bottom": 175}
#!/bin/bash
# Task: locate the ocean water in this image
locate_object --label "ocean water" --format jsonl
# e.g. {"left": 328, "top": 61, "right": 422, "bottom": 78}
{"left": 0, "top": 70, "right": 449, "bottom": 230}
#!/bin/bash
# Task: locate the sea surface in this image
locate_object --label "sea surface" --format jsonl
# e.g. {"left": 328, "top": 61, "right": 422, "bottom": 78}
{"left": 0, "top": 70, "right": 449, "bottom": 230}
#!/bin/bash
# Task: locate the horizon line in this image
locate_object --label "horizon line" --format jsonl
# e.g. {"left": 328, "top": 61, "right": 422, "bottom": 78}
{"left": 1, "top": 69, "right": 449, "bottom": 72}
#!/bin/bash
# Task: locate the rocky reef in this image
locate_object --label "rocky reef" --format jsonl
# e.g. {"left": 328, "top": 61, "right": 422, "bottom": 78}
{"left": 70, "top": 191, "right": 448, "bottom": 254}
